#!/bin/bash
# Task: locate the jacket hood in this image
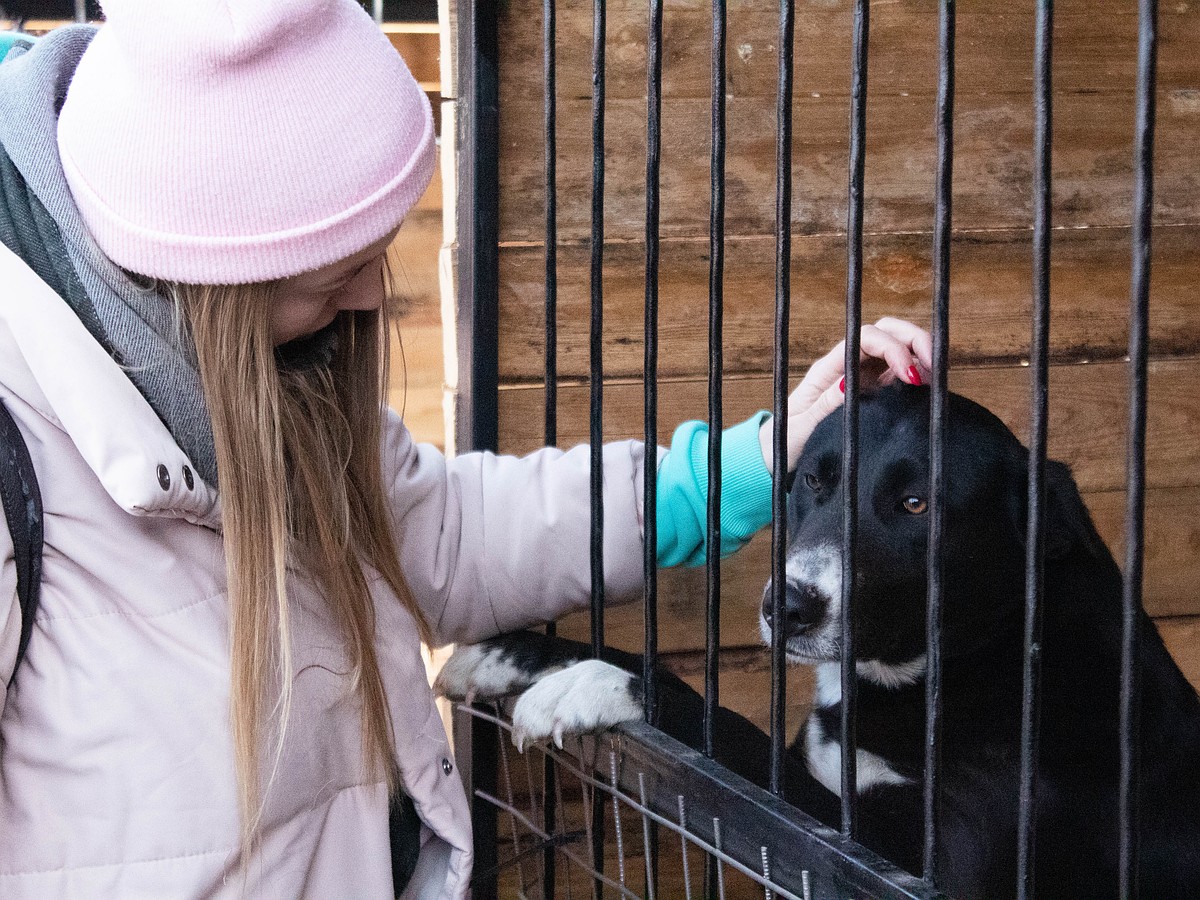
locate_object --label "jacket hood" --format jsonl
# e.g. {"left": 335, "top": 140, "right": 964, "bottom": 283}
{"left": 0, "top": 26, "right": 218, "bottom": 486}
{"left": 0, "top": 241, "right": 220, "bottom": 528}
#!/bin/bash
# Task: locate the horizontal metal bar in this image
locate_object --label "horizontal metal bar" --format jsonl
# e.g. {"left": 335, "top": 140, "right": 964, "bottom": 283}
{"left": 591, "top": 720, "right": 936, "bottom": 899}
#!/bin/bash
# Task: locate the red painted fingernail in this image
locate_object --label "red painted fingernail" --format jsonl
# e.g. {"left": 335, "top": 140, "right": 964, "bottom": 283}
{"left": 838, "top": 376, "right": 846, "bottom": 393}
{"left": 908, "top": 366, "right": 923, "bottom": 386}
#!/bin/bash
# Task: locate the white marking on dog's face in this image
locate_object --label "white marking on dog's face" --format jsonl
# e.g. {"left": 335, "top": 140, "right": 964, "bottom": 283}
{"left": 510, "top": 660, "right": 642, "bottom": 752}
{"left": 759, "top": 544, "right": 843, "bottom": 663}
{"left": 804, "top": 715, "right": 911, "bottom": 797}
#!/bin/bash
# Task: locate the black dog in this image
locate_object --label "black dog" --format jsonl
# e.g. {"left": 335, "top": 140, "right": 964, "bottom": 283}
{"left": 436, "top": 383, "right": 1200, "bottom": 898}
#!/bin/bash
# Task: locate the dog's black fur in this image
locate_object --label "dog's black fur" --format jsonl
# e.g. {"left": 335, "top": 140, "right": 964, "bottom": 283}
{"left": 437, "top": 383, "right": 1200, "bottom": 898}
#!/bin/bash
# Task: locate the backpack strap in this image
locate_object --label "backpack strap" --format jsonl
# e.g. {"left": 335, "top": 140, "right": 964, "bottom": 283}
{"left": 0, "top": 399, "right": 42, "bottom": 685}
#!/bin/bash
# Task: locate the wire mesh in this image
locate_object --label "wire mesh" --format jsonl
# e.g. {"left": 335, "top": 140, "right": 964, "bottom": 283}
{"left": 458, "top": 703, "right": 930, "bottom": 900}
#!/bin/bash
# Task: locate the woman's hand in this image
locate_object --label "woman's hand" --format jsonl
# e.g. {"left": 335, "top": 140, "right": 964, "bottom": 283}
{"left": 758, "top": 318, "right": 935, "bottom": 473}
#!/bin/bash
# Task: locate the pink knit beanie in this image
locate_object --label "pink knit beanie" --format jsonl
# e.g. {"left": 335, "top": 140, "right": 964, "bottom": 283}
{"left": 57, "top": 0, "right": 435, "bottom": 284}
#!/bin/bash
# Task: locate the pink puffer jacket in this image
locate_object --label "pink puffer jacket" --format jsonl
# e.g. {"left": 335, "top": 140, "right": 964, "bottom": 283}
{"left": 0, "top": 243, "right": 650, "bottom": 898}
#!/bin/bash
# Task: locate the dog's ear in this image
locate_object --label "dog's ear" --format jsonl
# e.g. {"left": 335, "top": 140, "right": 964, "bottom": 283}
{"left": 1005, "top": 452, "right": 1108, "bottom": 561}
{"left": 1044, "top": 459, "right": 1108, "bottom": 560}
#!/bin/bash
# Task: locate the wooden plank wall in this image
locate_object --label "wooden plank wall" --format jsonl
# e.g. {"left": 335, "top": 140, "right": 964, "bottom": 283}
{"left": 488, "top": 1, "right": 1199, "bottom": 734}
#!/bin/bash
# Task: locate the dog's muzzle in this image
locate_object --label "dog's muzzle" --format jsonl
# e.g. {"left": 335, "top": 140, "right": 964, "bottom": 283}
{"left": 760, "top": 579, "right": 826, "bottom": 637}
{"left": 759, "top": 545, "right": 842, "bottom": 659}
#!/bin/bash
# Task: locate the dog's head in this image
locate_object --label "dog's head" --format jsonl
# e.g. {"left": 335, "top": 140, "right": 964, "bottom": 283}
{"left": 760, "top": 382, "right": 1104, "bottom": 684}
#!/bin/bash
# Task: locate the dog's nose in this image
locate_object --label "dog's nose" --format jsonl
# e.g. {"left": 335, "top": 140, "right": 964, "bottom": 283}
{"left": 761, "top": 581, "right": 826, "bottom": 637}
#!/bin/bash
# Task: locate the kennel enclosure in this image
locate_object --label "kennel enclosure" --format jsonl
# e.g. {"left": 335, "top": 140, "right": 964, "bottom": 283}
{"left": 442, "top": 0, "right": 1198, "bottom": 897}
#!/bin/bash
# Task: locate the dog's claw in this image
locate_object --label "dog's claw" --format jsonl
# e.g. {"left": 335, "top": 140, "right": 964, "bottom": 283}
{"left": 553, "top": 724, "right": 565, "bottom": 750}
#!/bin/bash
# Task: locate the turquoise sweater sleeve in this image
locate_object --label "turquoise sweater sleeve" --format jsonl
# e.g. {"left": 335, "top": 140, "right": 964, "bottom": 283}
{"left": 0, "top": 33, "right": 33, "bottom": 61}
{"left": 655, "top": 411, "right": 773, "bottom": 568}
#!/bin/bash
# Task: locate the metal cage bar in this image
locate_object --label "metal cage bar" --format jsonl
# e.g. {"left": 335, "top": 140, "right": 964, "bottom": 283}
{"left": 769, "top": 0, "right": 796, "bottom": 801}
{"left": 840, "top": 0, "right": 870, "bottom": 840}
{"left": 643, "top": 0, "right": 663, "bottom": 734}
{"left": 454, "top": 3, "right": 502, "bottom": 894}
{"left": 1016, "top": 1, "right": 1054, "bottom": 896}
{"left": 704, "top": 0, "right": 727, "bottom": 763}
{"left": 1120, "top": 0, "right": 1158, "bottom": 895}
{"left": 588, "top": 0, "right": 607, "bottom": 660}
{"left": 541, "top": 3, "right": 560, "bottom": 896}
{"left": 924, "top": 0, "right": 955, "bottom": 886}
{"left": 457, "top": 2, "right": 1168, "bottom": 897}
{"left": 648, "top": 0, "right": 667, "bottom": 734}
{"left": 543, "top": 0, "right": 558, "bottom": 454}
{"left": 642, "top": 3, "right": 665, "bottom": 895}
{"left": 588, "top": 4, "right": 608, "bottom": 893}
{"left": 453, "top": 2, "right": 500, "bottom": 455}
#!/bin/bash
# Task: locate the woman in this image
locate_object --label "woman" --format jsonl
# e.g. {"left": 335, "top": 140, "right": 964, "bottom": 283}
{"left": 0, "top": 2, "right": 932, "bottom": 896}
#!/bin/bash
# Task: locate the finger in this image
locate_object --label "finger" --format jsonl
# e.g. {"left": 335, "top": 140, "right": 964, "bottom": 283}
{"left": 801, "top": 339, "right": 848, "bottom": 391}
{"left": 859, "top": 324, "right": 923, "bottom": 385}
{"left": 787, "top": 379, "right": 846, "bottom": 471}
{"left": 784, "top": 339, "right": 847, "bottom": 414}
{"left": 872, "top": 317, "right": 934, "bottom": 374}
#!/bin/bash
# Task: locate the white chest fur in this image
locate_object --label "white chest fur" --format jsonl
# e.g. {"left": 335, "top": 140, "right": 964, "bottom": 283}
{"left": 805, "top": 664, "right": 912, "bottom": 797}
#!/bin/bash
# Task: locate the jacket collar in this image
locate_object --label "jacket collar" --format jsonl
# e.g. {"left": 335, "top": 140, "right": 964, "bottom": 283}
{"left": 0, "top": 243, "right": 221, "bottom": 530}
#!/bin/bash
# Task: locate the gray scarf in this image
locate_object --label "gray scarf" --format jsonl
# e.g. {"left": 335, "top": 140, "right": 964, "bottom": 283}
{"left": 0, "top": 27, "right": 218, "bottom": 485}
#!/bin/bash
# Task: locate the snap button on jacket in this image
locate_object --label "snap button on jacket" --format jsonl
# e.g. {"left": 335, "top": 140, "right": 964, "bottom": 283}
{"left": 0, "top": 244, "right": 650, "bottom": 898}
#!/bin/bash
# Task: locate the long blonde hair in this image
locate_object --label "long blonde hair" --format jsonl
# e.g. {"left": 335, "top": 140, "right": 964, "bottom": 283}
{"left": 161, "top": 275, "right": 431, "bottom": 848}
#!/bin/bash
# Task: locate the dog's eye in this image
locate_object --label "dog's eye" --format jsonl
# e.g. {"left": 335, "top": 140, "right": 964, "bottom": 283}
{"left": 804, "top": 473, "right": 821, "bottom": 492}
{"left": 902, "top": 496, "right": 928, "bottom": 515}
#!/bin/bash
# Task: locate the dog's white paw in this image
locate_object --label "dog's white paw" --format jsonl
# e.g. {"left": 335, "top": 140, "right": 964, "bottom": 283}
{"left": 433, "top": 643, "right": 539, "bottom": 702}
{"left": 510, "top": 660, "right": 642, "bottom": 752}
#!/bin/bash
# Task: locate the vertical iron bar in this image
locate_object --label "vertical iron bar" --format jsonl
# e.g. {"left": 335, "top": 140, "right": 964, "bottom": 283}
{"left": 924, "top": 0, "right": 955, "bottom": 886}
{"left": 589, "top": 6, "right": 607, "bottom": 894}
{"left": 497, "top": 724, "right": 530, "bottom": 890}
{"left": 455, "top": 0, "right": 500, "bottom": 454}
{"left": 769, "top": 0, "right": 796, "bottom": 800}
{"left": 637, "top": 774, "right": 657, "bottom": 900}
{"left": 644, "top": 0, "right": 663, "bottom": 735}
{"left": 642, "top": 7, "right": 665, "bottom": 895}
{"left": 542, "top": 3, "right": 559, "bottom": 897}
{"left": 74, "top": 0, "right": 86, "bottom": 23}
{"left": 609, "top": 751, "right": 628, "bottom": 889}
{"left": 372, "top": 0, "right": 383, "bottom": 25}
{"left": 1017, "top": 1, "right": 1053, "bottom": 897}
{"left": 840, "top": 0, "right": 870, "bottom": 840}
{"left": 1121, "top": 0, "right": 1157, "bottom": 895}
{"left": 589, "top": 0, "right": 607, "bottom": 659}
{"left": 678, "top": 796, "right": 694, "bottom": 900}
{"left": 544, "top": 0, "right": 559, "bottom": 453}
{"left": 458, "top": 3, "right": 501, "bottom": 895}
{"left": 704, "top": 0, "right": 727, "bottom": 762}
{"left": 712, "top": 818, "right": 729, "bottom": 900}
{"left": 704, "top": 15, "right": 728, "bottom": 895}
